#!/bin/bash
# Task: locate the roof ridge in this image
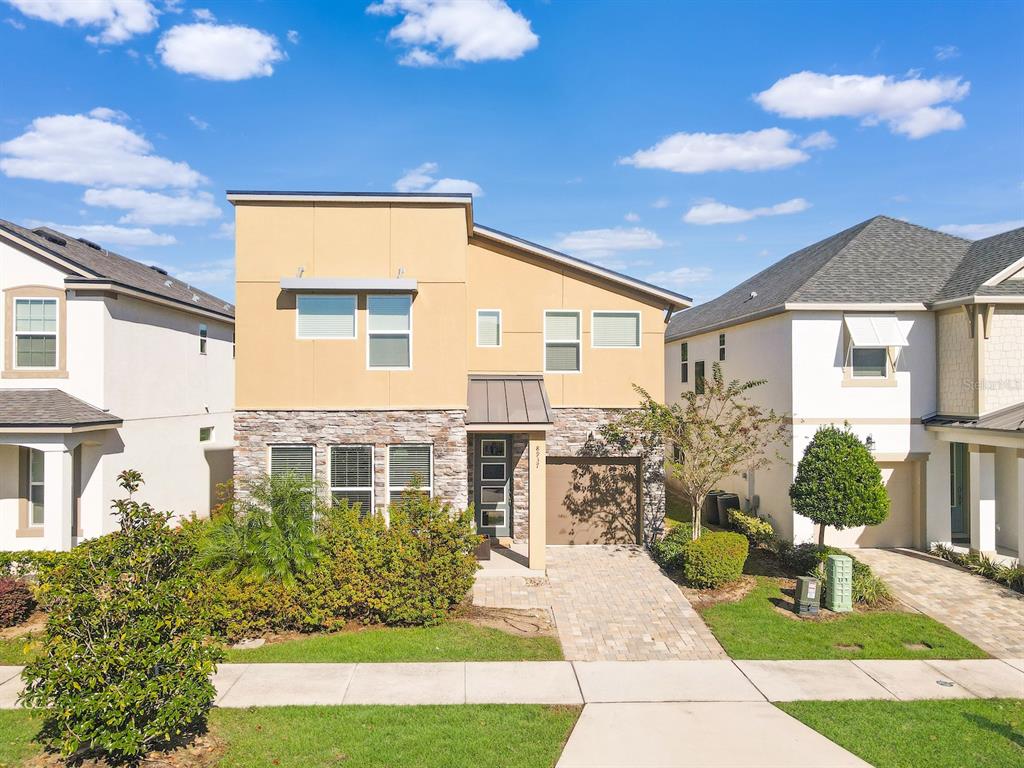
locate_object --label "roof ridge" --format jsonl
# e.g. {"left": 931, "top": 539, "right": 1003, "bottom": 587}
{"left": 872, "top": 214, "right": 971, "bottom": 243}
{"left": 777, "top": 216, "right": 881, "bottom": 304}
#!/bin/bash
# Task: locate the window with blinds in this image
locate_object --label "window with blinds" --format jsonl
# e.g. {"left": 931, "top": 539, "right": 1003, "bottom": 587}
{"left": 330, "top": 445, "right": 373, "bottom": 513}
{"left": 544, "top": 310, "right": 581, "bottom": 372}
{"left": 476, "top": 309, "right": 501, "bottom": 347}
{"left": 368, "top": 295, "right": 411, "bottom": 368}
{"left": 297, "top": 295, "right": 356, "bottom": 339}
{"left": 269, "top": 445, "right": 314, "bottom": 480}
{"left": 388, "top": 444, "right": 432, "bottom": 503}
{"left": 592, "top": 311, "right": 640, "bottom": 348}
{"left": 14, "top": 298, "right": 57, "bottom": 368}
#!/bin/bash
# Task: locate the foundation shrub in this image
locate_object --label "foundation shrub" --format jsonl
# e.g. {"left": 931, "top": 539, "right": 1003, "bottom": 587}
{"left": 731, "top": 511, "right": 776, "bottom": 549}
{"left": 651, "top": 523, "right": 708, "bottom": 571}
{"left": 679, "top": 531, "right": 749, "bottom": 589}
{"left": 0, "top": 578, "right": 34, "bottom": 627}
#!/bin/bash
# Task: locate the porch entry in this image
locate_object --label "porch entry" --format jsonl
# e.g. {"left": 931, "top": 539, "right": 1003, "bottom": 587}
{"left": 949, "top": 441, "right": 969, "bottom": 543}
{"left": 474, "top": 435, "right": 512, "bottom": 538}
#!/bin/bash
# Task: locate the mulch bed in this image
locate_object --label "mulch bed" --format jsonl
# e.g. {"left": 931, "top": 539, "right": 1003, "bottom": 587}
{"left": 23, "top": 733, "right": 226, "bottom": 768}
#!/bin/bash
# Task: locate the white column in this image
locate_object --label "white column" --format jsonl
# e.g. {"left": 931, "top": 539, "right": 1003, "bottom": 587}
{"left": 969, "top": 445, "right": 996, "bottom": 554}
{"left": 1017, "top": 450, "right": 1024, "bottom": 561}
{"left": 43, "top": 448, "right": 74, "bottom": 551}
{"left": 527, "top": 433, "right": 546, "bottom": 572}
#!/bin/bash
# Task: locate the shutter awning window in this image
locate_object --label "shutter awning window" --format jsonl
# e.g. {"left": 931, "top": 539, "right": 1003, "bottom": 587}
{"left": 367, "top": 296, "right": 411, "bottom": 332}
{"left": 477, "top": 310, "right": 501, "bottom": 347}
{"left": 388, "top": 444, "right": 432, "bottom": 498}
{"left": 545, "top": 311, "right": 580, "bottom": 342}
{"left": 843, "top": 315, "right": 909, "bottom": 347}
{"left": 270, "top": 445, "right": 314, "bottom": 480}
{"left": 593, "top": 311, "right": 640, "bottom": 347}
{"left": 297, "top": 295, "right": 356, "bottom": 338}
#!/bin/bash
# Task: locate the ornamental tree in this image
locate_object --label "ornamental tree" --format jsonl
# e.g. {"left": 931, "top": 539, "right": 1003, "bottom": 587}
{"left": 790, "top": 425, "right": 890, "bottom": 546}
{"left": 604, "top": 362, "right": 789, "bottom": 540}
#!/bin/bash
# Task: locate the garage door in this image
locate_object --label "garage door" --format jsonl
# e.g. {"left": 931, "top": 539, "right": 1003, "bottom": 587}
{"left": 825, "top": 461, "right": 918, "bottom": 548}
{"left": 546, "top": 457, "right": 640, "bottom": 544}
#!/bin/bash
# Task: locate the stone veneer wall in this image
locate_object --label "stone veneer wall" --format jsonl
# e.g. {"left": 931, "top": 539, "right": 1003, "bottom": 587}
{"left": 234, "top": 410, "right": 468, "bottom": 512}
{"left": 982, "top": 306, "right": 1024, "bottom": 413}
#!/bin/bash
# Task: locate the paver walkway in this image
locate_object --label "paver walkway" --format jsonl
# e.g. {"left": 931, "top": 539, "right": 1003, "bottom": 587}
{"left": 854, "top": 547, "right": 1024, "bottom": 658}
{"left": 474, "top": 545, "right": 725, "bottom": 660}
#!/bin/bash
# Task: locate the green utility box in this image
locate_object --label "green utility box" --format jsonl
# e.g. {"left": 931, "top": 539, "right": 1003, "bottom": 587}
{"left": 825, "top": 554, "right": 853, "bottom": 613}
{"left": 794, "top": 576, "right": 820, "bottom": 615}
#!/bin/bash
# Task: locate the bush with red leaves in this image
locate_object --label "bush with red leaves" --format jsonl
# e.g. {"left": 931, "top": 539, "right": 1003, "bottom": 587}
{"left": 0, "top": 577, "right": 35, "bottom": 627}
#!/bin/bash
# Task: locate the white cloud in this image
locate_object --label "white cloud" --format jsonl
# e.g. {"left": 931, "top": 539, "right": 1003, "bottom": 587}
{"left": 6, "top": 0, "right": 157, "bottom": 43}
{"left": 286, "top": 29, "right": 299, "bottom": 44}
{"left": 800, "top": 130, "right": 837, "bottom": 150}
{"left": 938, "top": 220, "right": 1024, "bottom": 239}
{"left": 88, "top": 106, "right": 129, "bottom": 122}
{"left": 192, "top": 7, "right": 213, "bottom": 21}
{"left": 83, "top": 187, "right": 222, "bottom": 226}
{"left": 651, "top": 197, "right": 670, "bottom": 209}
{"left": 157, "top": 23, "right": 285, "bottom": 81}
{"left": 935, "top": 44, "right": 959, "bottom": 61}
{"left": 30, "top": 221, "right": 176, "bottom": 247}
{"left": 188, "top": 114, "right": 209, "bottom": 130}
{"left": 367, "top": 0, "right": 538, "bottom": 66}
{"left": 624, "top": 212, "right": 640, "bottom": 223}
{"left": 554, "top": 227, "right": 664, "bottom": 261}
{"left": 736, "top": 234, "right": 747, "bottom": 242}
{"left": 683, "top": 197, "right": 811, "bottom": 225}
{"left": 620, "top": 128, "right": 811, "bottom": 173}
{"left": 155, "top": 257, "right": 234, "bottom": 285}
{"left": 212, "top": 220, "right": 234, "bottom": 239}
{"left": 644, "top": 266, "right": 713, "bottom": 289}
{"left": 755, "top": 71, "right": 970, "bottom": 139}
{"left": 0, "top": 110, "right": 205, "bottom": 188}
{"left": 4, "top": 17, "right": 26, "bottom": 29}
{"left": 393, "top": 161, "right": 482, "bottom": 195}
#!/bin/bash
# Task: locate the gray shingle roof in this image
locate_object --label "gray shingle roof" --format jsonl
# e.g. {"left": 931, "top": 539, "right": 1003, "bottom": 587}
{"left": 667, "top": 217, "right": 1024, "bottom": 341}
{"left": 0, "top": 389, "right": 121, "bottom": 428}
{"left": 0, "top": 219, "right": 234, "bottom": 320}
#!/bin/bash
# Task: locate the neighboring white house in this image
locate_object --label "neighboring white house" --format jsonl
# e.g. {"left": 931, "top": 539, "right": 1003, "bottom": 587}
{"left": 0, "top": 220, "right": 235, "bottom": 551}
{"left": 665, "top": 217, "right": 1023, "bottom": 560}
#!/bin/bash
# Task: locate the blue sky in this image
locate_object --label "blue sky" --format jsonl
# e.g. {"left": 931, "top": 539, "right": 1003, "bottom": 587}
{"left": 1, "top": 0, "right": 1022, "bottom": 304}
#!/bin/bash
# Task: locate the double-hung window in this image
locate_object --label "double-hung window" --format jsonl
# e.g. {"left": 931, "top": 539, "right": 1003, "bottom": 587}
{"left": 388, "top": 444, "right": 432, "bottom": 503}
{"left": 592, "top": 311, "right": 640, "bottom": 348}
{"left": 476, "top": 309, "right": 501, "bottom": 347}
{"left": 14, "top": 298, "right": 57, "bottom": 369}
{"left": 28, "top": 448, "right": 44, "bottom": 526}
{"left": 368, "top": 295, "right": 412, "bottom": 369}
{"left": 851, "top": 347, "right": 887, "bottom": 378}
{"left": 269, "top": 445, "right": 314, "bottom": 481}
{"left": 330, "top": 445, "right": 374, "bottom": 513}
{"left": 680, "top": 342, "right": 689, "bottom": 383}
{"left": 544, "top": 310, "right": 581, "bottom": 372}
{"left": 297, "top": 295, "right": 356, "bottom": 339}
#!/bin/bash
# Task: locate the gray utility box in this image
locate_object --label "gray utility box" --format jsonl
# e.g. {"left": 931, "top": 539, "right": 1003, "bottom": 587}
{"left": 794, "top": 576, "right": 820, "bottom": 615}
{"left": 825, "top": 554, "right": 853, "bottom": 612}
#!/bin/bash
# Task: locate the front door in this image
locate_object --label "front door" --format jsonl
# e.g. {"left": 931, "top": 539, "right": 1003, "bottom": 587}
{"left": 949, "top": 442, "right": 969, "bottom": 543}
{"left": 475, "top": 436, "right": 511, "bottom": 538}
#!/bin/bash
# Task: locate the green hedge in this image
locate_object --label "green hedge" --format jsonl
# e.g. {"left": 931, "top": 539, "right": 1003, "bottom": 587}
{"left": 731, "top": 511, "right": 775, "bottom": 548}
{"left": 0, "top": 550, "right": 69, "bottom": 580}
{"left": 680, "top": 531, "right": 749, "bottom": 588}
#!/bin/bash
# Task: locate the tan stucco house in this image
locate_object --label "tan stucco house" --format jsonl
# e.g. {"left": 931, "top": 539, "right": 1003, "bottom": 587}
{"left": 229, "top": 192, "right": 690, "bottom": 569}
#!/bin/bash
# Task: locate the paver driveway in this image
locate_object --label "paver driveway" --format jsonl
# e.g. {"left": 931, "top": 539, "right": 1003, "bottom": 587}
{"left": 474, "top": 545, "right": 725, "bottom": 661}
{"left": 854, "top": 547, "right": 1024, "bottom": 658}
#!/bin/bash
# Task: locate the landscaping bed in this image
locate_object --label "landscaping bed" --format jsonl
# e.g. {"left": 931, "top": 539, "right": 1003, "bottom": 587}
{"left": 779, "top": 699, "right": 1024, "bottom": 768}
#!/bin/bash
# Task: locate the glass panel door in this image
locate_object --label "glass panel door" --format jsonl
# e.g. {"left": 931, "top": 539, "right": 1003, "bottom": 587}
{"left": 474, "top": 436, "right": 511, "bottom": 537}
{"left": 949, "top": 442, "right": 968, "bottom": 543}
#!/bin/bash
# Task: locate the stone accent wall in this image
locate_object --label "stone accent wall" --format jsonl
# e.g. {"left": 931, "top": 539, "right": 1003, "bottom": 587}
{"left": 982, "top": 306, "right": 1024, "bottom": 413}
{"left": 937, "top": 308, "right": 976, "bottom": 416}
{"left": 234, "top": 410, "right": 468, "bottom": 511}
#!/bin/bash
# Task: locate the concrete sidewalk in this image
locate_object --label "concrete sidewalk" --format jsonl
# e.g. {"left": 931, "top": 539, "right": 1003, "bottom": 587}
{"left": 3, "top": 658, "right": 1022, "bottom": 708}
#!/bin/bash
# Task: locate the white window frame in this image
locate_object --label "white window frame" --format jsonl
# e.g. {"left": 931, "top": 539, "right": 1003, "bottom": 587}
{"left": 386, "top": 443, "right": 433, "bottom": 503}
{"left": 475, "top": 308, "right": 502, "bottom": 348}
{"left": 13, "top": 297, "right": 59, "bottom": 371}
{"left": 329, "top": 444, "right": 375, "bottom": 512}
{"left": 199, "top": 426, "right": 214, "bottom": 442}
{"left": 296, "top": 294, "right": 357, "bottom": 340}
{"left": 28, "top": 448, "right": 44, "bottom": 527}
{"left": 543, "top": 309, "right": 583, "bottom": 374}
{"left": 480, "top": 438, "right": 507, "bottom": 458}
{"left": 267, "top": 444, "right": 316, "bottom": 481}
{"left": 367, "top": 294, "right": 413, "bottom": 371}
{"left": 849, "top": 346, "right": 889, "bottom": 379}
{"left": 590, "top": 310, "right": 642, "bottom": 349}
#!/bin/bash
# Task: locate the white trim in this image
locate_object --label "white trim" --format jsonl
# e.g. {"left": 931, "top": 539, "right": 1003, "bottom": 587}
{"left": 366, "top": 294, "right": 413, "bottom": 370}
{"left": 480, "top": 461, "right": 507, "bottom": 482}
{"left": 480, "top": 438, "right": 507, "bottom": 458}
{"left": 296, "top": 293, "right": 357, "bottom": 340}
{"left": 784, "top": 302, "right": 929, "bottom": 311}
{"left": 28, "top": 447, "right": 44, "bottom": 527}
{"left": 281, "top": 277, "right": 418, "bottom": 293}
{"left": 475, "top": 308, "right": 503, "bottom": 348}
{"left": 267, "top": 443, "right": 316, "bottom": 481}
{"left": 930, "top": 294, "right": 1024, "bottom": 309}
{"left": 543, "top": 309, "right": 583, "bottom": 374}
{"left": 328, "top": 444, "right": 375, "bottom": 512}
{"left": 983, "top": 254, "right": 1024, "bottom": 286}
{"left": 12, "top": 296, "right": 59, "bottom": 371}
{"left": 386, "top": 443, "right": 434, "bottom": 503}
{"left": 590, "top": 310, "right": 641, "bottom": 349}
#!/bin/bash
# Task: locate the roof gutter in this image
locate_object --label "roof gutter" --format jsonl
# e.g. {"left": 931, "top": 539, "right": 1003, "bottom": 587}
{"left": 929, "top": 294, "right": 1024, "bottom": 310}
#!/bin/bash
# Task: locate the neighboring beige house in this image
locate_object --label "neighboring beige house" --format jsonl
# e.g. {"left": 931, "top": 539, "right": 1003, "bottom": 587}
{"left": 665, "top": 218, "right": 1023, "bottom": 560}
{"left": 229, "top": 191, "right": 690, "bottom": 569}
{"left": 0, "top": 220, "right": 235, "bottom": 551}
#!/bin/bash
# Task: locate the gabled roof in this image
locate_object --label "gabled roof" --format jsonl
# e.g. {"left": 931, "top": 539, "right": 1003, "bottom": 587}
{"left": 666, "top": 216, "right": 1024, "bottom": 341}
{"left": 0, "top": 219, "right": 234, "bottom": 320}
{"left": 0, "top": 389, "right": 121, "bottom": 431}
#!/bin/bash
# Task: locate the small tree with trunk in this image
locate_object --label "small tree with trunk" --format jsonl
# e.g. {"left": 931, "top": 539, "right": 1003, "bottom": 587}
{"left": 603, "top": 362, "right": 789, "bottom": 540}
{"left": 790, "top": 425, "right": 890, "bottom": 546}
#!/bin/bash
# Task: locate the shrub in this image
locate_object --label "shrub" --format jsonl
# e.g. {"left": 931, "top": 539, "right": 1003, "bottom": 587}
{"left": 678, "top": 531, "right": 749, "bottom": 589}
{"left": 651, "top": 523, "right": 707, "bottom": 571}
{"left": 777, "top": 541, "right": 891, "bottom": 606}
{"left": 0, "top": 550, "right": 69, "bottom": 582}
{"left": 931, "top": 544, "right": 1024, "bottom": 594}
{"left": 731, "top": 511, "right": 775, "bottom": 549}
{"left": 0, "top": 578, "right": 34, "bottom": 627}
{"left": 20, "top": 470, "right": 223, "bottom": 761}
{"left": 790, "top": 426, "right": 890, "bottom": 545}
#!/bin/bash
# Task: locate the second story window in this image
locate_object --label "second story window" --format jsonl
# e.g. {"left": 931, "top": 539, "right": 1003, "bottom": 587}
{"left": 695, "top": 360, "right": 706, "bottom": 394}
{"left": 14, "top": 298, "right": 57, "bottom": 369}
{"left": 199, "top": 323, "right": 208, "bottom": 354}
{"left": 851, "top": 347, "right": 887, "bottom": 378}
{"left": 476, "top": 309, "right": 501, "bottom": 347}
{"left": 296, "top": 295, "right": 356, "bottom": 339}
{"left": 592, "top": 311, "right": 640, "bottom": 348}
{"left": 368, "top": 295, "right": 412, "bottom": 369}
{"left": 544, "top": 310, "right": 581, "bottom": 373}
{"left": 719, "top": 333, "right": 726, "bottom": 361}
{"left": 680, "top": 342, "right": 688, "bottom": 383}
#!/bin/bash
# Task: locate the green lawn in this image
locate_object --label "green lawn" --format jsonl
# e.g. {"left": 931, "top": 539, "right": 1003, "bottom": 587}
{"left": 0, "top": 636, "right": 35, "bottom": 666}
{"left": 780, "top": 699, "right": 1024, "bottom": 768}
{"left": 664, "top": 493, "right": 692, "bottom": 529}
{"left": 226, "top": 621, "right": 563, "bottom": 663}
{"left": 700, "top": 577, "right": 987, "bottom": 659}
{"left": 0, "top": 705, "right": 579, "bottom": 768}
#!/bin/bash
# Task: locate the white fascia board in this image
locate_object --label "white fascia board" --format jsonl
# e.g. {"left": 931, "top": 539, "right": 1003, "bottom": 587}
{"left": 983, "top": 255, "right": 1024, "bottom": 286}
{"left": 280, "top": 277, "right": 418, "bottom": 292}
{"left": 226, "top": 193, "right": 472, "bottom": 205}
{"left": 929, "top": 294, "right": 1024, "bottom": 310}
{"left": 784, "top": 302, "right": 929, "bottom": 311}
